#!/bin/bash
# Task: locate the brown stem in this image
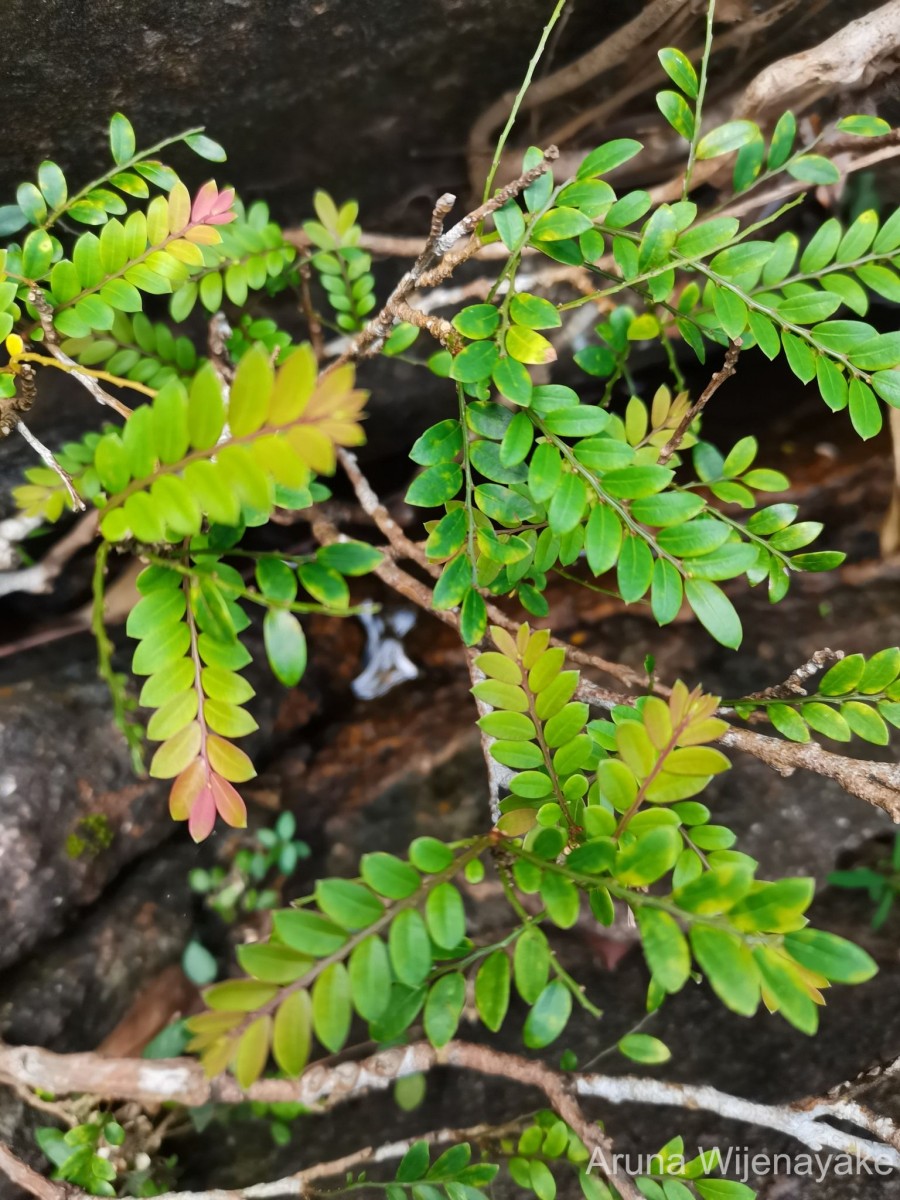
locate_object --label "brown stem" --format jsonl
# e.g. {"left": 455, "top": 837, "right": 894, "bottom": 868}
{"left": 657, "top": 339, "right": 742, "bottom": 465}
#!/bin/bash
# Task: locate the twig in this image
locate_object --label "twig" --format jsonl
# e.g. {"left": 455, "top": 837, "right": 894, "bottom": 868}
{"left": 574, "top": 675, "right": 900, "bottom": 822}
{"left": 323, "top": 149, "right": 558, "bottom": 373}
{"left": 298, "top": 262, "right": 325, "bottom": 364}
{"left": 30, "top": 288, "right": 135, "bottom": 419}
{"left": 16, "top": 420, "right": 86, "bottom": 511}
{"left": 736, "top": 648, "right": 844, "bottom": 702}
{"left": 658, "top": 340, "right": 742, "bottom": 465}
{"left": 3, "top": 1038, "right": 899, "bottom": 1184}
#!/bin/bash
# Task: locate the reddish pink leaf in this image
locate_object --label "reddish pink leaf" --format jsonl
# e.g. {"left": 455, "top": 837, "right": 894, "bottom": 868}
{"left": 189, "top": 785, "right": 217, "bottom": 842}
{"left": 169, "top": 758, "right": 205, "bottom": 820}
{"left": 191, "top": 180, "right": 219, "bottom": 223}
{"left": 211, "top": 772, "right": 247, "bottom": 828}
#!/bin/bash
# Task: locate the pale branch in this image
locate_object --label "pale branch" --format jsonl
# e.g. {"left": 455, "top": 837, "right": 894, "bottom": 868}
{"left": 574, "top": 676, "right": 900, "bottom": 823}
{"left": 3, "top": 1038, "right": 900, "bottom": 1189}
{"left": 29, "top": 288, "right": 133, "bottom": 421}
{"left": 335, "top": 447, "right": 440, "bottom": 578}
{"left": 323, "top": 149, "right": 558, "bottom": 373}
{"left": 16, "top": 420, "right": 86, "bottom": 512}
{"left": 735, "top": 647, "right": 845, "bottom": 702}
{"left": 657, "top": 339, "right": 741, "bottom": 465}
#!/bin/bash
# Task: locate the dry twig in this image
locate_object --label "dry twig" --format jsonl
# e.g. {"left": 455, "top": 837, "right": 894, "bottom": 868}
{"left": 658, "top": 340, "right": 741, "bottom": 465}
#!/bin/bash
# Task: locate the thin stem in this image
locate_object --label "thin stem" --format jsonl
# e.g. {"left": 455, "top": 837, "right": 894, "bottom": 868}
{"left": 16, "top": 421, "right": 85, "bottom": 510}
{"left": 14, "top": 352, "right": 155, "bottom": 397}
{"left": 481, "top": 0, "right": 568, "bottom": 204}
{"left": 42, "top": 126, "right": 205, "bottom": 232}
{"left": 457, "top": 383, "right": 478, "bottom": 586}
{"left": 682, "top": 0, "right": 716, "bottom": 200}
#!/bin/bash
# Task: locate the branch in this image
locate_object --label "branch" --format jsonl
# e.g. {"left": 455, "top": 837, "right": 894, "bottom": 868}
{"left": 657, "top": 340, "right": 741, "bottom": 466}
{"left": 0, "top": 508, "right": 98, "bottom": 599}
{"left": 30, "top": 289, "right": 133, "bottom": 421}
{"left": 574, "top": 676, "right": 900, "bottom": 823}
{"left": 16, "top": 420, "right": 86, "bottom": 512}
{"left": 323, "top": 149, "right": 558, "bottom": 372}
{"left": 3, "top": 1037, "right": 900, "bottom": 1192}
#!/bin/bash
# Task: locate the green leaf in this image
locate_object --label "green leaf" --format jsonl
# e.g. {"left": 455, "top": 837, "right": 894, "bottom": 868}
{"left": 577, "top": 139, "right": 643, "bottom": 180}
{"left": 273, "top": 990, "right": 312, "bottom": 1076}
{"left": 784, "top": 928, "right": 877, "bottom": 983}
{"left": 767, "top": 702, "right": 810, "bottom": 742}
{"left": 638, "top": 205, "right": 677, "bottom": 272}
{"left": 274, "top": 909, "right": 347, "bottom": 957}
{"left": 617, "top": 535, "right": 653, "bottom": 603}
{"left": 263, "top": 609, "right": 307, "bottom": 686}
{"left": 514, "top": 926, "right": 550, "bottom": 1003}
{"left": 492, "top": 355, "right": 533, "bottom": 405}
{"left": 185, "top": 133, "right": 228, "bottom": 162}
{"left": 531, "top": 207, "right": 593, "bottom": 241}
{"left": 781, "top": 332, "right": 816, "bottom": 384}
{"left": 523, "top": 980, "right": 572, "bottom": 1048}
{"left": 510, "top": 292, "right": 561, "bottom": 330}
{"left": 656, "top": 91, "right": 694, "bottom": 141}
{"left": 684, "top": 579, "right": 741, "bottom": 649}
{"left": 841, "top": 700, "right": 889, "bottom": 744}
{"left": 348, "top": 936, "right": 391, "bottom": 1022}
{"left": 460, "top": 588, "right": 487, "bottom": 646}
{"left": 696, "top": 121, "right": 759, "bottom": 159}
{"left": 658, "top": 47, "right": 698, "bottom": 97}
{"left": 836, "top": 114, "right": 891, "bottom": 138}
{"left": 689, "top": 926, "right": 759, "bottom": 1015}
{"left": 452, "top": 304, "right": 500, "bottom": 340}
{"left": 406, "top": 463, "right": 463, "bottom": 507}
{"left": 637, "top": 907, "right": 690, "bottom": 993}
{"left": 22, "top": 229, "right": 54, "bottom": 278}
{"left": 777, "top": 291, "right": 842, "bottom": 324}
{"left": 849, "top": 378, "right": 881, "bottom": 439}
{"left": 425, "top": 882, "right": 466, "bottom": 949}
{"left": 361, "top": 852, "right": 421, "bottom": 900}
{"left": 317, "top": 540, "right": 383, "bottom": 575}
{"left": 474, "top": 950, "right": 511, "bottom": 1032}
{"left": 424, "top": 972, "right": 466, "bottom": 1047}
{"left": 450, "top": 340, "right": 498, "bottom": 383}
{"left": 506, "top": 325, "right": 557, "bottom": 365}
{"left": 676, "top": 217, "right": 739, "bottom": 258}
{"left": 312, "top": 962, "right": 352, "bottom": 1052}
{"left": 389, "top": 910, "right": 433, "bottom": 986}
{"left": 397, "top": 1141, "right": 430, "bottom": 1183}
{"left": 617, "top": 1033, "right": 671, "bottom": 1063}
{"left": 548, "top": 473, "right": 587, "bottom": 535}
{"left": 316, "top": 878, "right": 383, "bottom": 930}
{"left": 650, "top": 558, "right": 683, "bottom": 626}
{"left": 585, "top": 504, "right": 622, "bottom": 575}
{"left": 787, "top": 155, "right": 840, "bottom": 185}
{"left": 109, "top": 113, "right": 136, "bottom": 165}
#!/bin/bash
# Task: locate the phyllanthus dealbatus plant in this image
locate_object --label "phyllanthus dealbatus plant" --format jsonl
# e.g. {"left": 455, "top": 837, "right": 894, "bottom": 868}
{"left": 3, "top": 3, "right": 900, "bottom": 1198}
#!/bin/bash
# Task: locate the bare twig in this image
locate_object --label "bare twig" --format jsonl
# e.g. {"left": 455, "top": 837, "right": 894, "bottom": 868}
{"left": 30, "top": 289, "right": 134, "bottom": 420}
{"left": 658, "top": 340, "right": 741, "bottom": 465}
{"left": 736, "top": 647, "right": 844, "bottom": 702}
{"left": 297, "top": 262, "right": 325, "bottom": 364}
{"left": 324, "top": 149, "right": 558, "bottom": 373}
{"left": 3, "top": 1036, "right": 899, "bottom": 1195}
{"left": 16, "top": 420, "right": 86, "bottom": 511}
